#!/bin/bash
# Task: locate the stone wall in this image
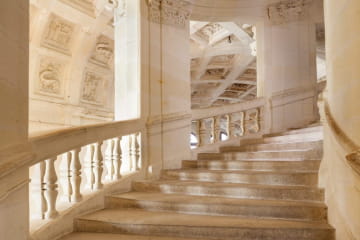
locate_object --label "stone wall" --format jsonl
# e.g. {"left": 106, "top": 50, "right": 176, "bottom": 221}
{"left": 319, "top": 0, "right": 360, "bottom": 239}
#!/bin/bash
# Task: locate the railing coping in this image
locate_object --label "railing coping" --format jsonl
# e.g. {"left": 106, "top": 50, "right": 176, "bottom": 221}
{"left": 0, "top": 118, "right": 145, "bottom": 180}
{"left": 29, "top": 118, "right": 145, "bottom": 167}
{"left": 191, "top": 97, "right": 266, "bottom": 121}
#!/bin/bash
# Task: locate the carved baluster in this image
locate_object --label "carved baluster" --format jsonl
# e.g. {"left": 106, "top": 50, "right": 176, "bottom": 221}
{"left": 213, "top": 116, "right": 221, "bottom": 143}
{"left": 112, "top": 137, "right": 122, "bottom": 180}
{"left": 104, "top": 139, "right": 114, "bottom": 181}
{"left": 31, "top": 161, "right": 46, "bottom": 219}
{"left": 199, "top": 119, "right": 209, "bottom": 146}
{"left": 83, "top": 144, "right": 95, "bottom": 190}
{"left": 93, "top": 142, "right": 103, "bottom": 190}
{"left": 135, "top": 133, "right": 141, "bottom": 170}
{"left": 59, "top": 152, "right": 71, "bottom": 202}
{"left": 130, "top": 134, "right": 136, "bottom": 171}
{"left": 193, "top": 120, "right": 200, "bottom": 147}
{"left": 122, "top": 136, "right": 131, "bottom": 172}
{"left": 69, "top": 148, "right": 82, "bottom": 202}
{"left": 228, "top": 113, "right": 236, "bottom": 138}
{"left": 43, "top": 157, "right": 59, "bottom": 219}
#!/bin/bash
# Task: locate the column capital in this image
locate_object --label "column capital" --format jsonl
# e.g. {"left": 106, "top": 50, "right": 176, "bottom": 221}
{"left": 267, "top": 0, "right": 312, "bottom": 25}
{"left": 148, "top": 0, "right": 192, "bottom": 28}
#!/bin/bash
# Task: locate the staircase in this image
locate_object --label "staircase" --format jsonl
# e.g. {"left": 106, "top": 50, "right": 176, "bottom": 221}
{"left": 60, "top": 125, "right": 335, "bottom": 240}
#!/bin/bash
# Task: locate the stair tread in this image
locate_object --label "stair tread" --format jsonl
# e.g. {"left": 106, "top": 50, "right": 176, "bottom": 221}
{"left": 59, "top": 233, "right": 206, "bottom": 240}
{"left": 135, "top": 180, "right": 322, "bottom": 190}
{"left": 164, "top": 169, "right": 319, "bottom": 175}
{"left": 77, "top": 209, "right": 332, "bottom": 229}
{"left": 109, "top": 192, "right": 326, "bottom": 207}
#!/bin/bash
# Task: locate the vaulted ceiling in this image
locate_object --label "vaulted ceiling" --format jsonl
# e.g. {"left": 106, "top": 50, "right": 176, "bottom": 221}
{"left": 190, "top": 21, "right": 257, "bottom": 109}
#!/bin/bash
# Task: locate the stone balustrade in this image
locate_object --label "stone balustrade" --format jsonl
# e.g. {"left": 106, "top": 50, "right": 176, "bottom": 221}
{"left": 191, "top": 98, "right": 266, "bottom": 148}
{"left": 29, "top": 133, "right": 141, "bottom": 220}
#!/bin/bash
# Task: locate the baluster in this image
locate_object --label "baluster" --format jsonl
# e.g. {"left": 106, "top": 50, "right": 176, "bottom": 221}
{"left": 84, "top": 142, "right": 103, "bottom": 190}
{"left": 43, "top": 157, "right": 59, "bottom": 219}
{"left": 199, "top": 119, "right": 209, "bottom": 146}
{"left": 69, "top": 148, "right": 82, "bottom": 202}
{"left": 228, "top": 113, "right": 237, "bottom": 138}
{"left": 130, "top": 134, "right": 140, "bottom": 171}
{"left": 93, "top": 142, "right": 103, "bottom": 190}
{"left": 104, "top": 139, "right": 114, "bottom": 181}
{"left": 83, "top": 144, "right": 95, "bottom": 190}
{"left": 59, "top": 152, "right": 71, "bottom": 202}
{"left": 31, "top": 161, "right": 46, "bottom": 219}
{"left": 213, "top": 116, "right": 221, "bottom": 143}
{"left": 135, "top": 133, "right": 141, "bottom": 170}
{"left": 193, "top": 120, "right": 200, "bottom": 147}
{"left": 112, "top": 137, "right": 122, "bottom": 180}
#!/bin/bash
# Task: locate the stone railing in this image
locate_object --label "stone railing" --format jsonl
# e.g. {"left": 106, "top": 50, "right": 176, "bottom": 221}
{"left": 191, "top": 98, "right": 267, "bottom": 149}
{"left": 28, "top": 119, "right": 146, "bottom": 238}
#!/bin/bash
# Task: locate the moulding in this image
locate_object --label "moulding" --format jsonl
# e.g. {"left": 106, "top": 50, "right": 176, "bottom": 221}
{"left": 146, "top": 112, "right": 192, "bottom": 126}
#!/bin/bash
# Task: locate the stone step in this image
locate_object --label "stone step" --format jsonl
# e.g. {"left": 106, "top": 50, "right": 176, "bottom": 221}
{"left": 182, "top": 159, "right": 321, "bottom": 171}
{"left": 198, "top": 150, "right": 319, "bottom": 160}
{"left": 75, "top": 209, "right": 334, "bottom": 240}
{"left": 263, "top": 126, "right": 322, "bottom": 138}
{"left": 220, "top": 140, "right": 323, "bottom": 152}
{"left": 160, "top": 169, "right": 318, "bottom": 186}
{"left": 59, "top": 233, "right": 208, "bottom": 240}
{"left": 105, "top": 192, "right": 328, "bottom": 222}
{"left": 132, "top": 180, "right": 324, "bottom": 202}
{"left": 262, "top": 131, "right": 323, "bottom": 143}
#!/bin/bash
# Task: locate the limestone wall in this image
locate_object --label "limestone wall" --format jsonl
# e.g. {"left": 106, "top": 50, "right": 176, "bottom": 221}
{"left": 29, "top": 0, "right": 115, "bottom": 134}
{"left": 319, "top": 0, "right": 360, "bottom": 239}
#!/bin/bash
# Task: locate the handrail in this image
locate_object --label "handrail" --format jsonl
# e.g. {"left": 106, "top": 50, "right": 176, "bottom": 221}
{"left": 192, "top": 97, "right": 266, "bottom": 121}
{"left": 29, "top": 118, "right": 145, "bottom": 167}
{"left": 324, "top": 101, "right": 360, "bottom": 175}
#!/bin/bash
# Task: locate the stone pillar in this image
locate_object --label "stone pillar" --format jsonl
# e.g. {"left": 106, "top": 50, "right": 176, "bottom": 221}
{"left": 257, "top": 0, "right": 319, "bottom": 132}
{"left": 114, "top": 0, "right": 141, "bottom": 120}
{"left": 319, "top": 0, "right": 360, "bottom": 239}
{"left": 0, "top": 0, "right": 30, "bottom": 239}
{"left": 142, "top": 0, "right": 192, "bottom": 174}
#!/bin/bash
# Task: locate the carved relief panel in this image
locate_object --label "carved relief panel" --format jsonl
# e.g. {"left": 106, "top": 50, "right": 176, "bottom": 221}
{"left": 36, "top": 57, "right": 66, "bottom": 98}
{"left": 41, "top": 14, "right": 75, "bottom": 55}
{"left": 81, "top": 70, "right": 106, "bottom": 105}
{"left": 59, "top": 0, "right": 96, "bottom": 17}
{"left": 89, "top": 35, "right": 114, "bottom": 68}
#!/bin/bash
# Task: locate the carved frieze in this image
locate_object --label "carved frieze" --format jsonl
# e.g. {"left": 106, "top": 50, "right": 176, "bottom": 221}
{"left": 148, "top": 0, "right": 191, "bottom": 28}
{"left": 267, "top": 0, "right": 311, "bottom": 25}
{"left": 37, "top": 57, "right": 65, "bottom": 97}
{"left": 199, "top": 23, "right": 223, "bottom": 40}
{"left": 81, "top": 70, "right": 104, "bottom": 105}
{"left": 41, "top": 14, "right": 75, "bottom": 55}
{"left": 60, "top": 0, "right": 96, "bottom": 17}
{"left": 89, "top": 35, "right": 114, "bottom": 68}
{"left": 209, "top": 55, "right": 235, "bottom": 66}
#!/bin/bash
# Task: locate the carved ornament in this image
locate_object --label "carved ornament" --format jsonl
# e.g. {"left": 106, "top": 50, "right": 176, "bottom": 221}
{"left": 81, "top": 71, "right": 104, "bottom": 105}
{"left": 148, "top": 0, "right": 191, "bottom": 28}
{"left": 89, "top": 35, "right": 114, "bottom": 68}
{"left": 41, "top": 14, "right": 75, "bottom": 55}
{"left": 37, "top": 58, "right": 65, "bottom": 97}
{"left": 267, "top": 0, "right": 312, "bottom": 25}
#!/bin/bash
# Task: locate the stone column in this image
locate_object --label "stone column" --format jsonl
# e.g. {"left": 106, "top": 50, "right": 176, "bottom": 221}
{"left": 143, "top": 0, "right": 192, "bottom": 174}
{"left": 319, "top": 0, "right": 360, "bottom": 239}
{"left": 256, "top": 0, "right": 320, "bottom": 132}
{"left": 0, "top": 1, "right": 30, "bottom": 239}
